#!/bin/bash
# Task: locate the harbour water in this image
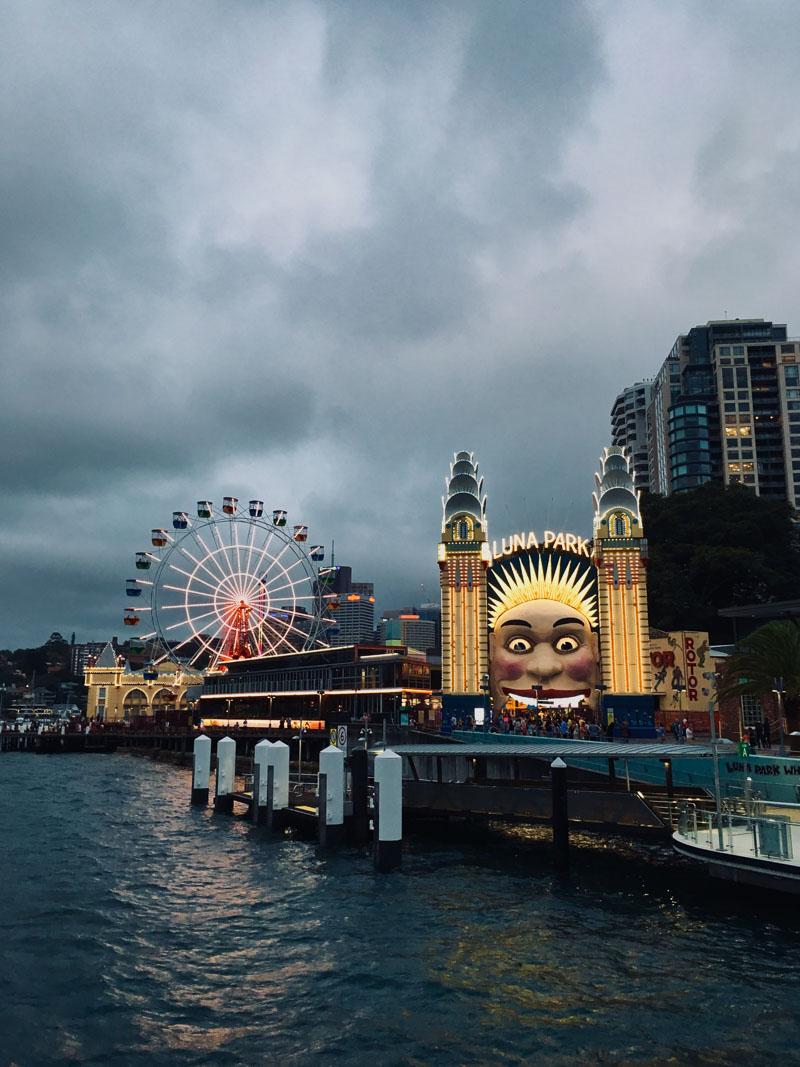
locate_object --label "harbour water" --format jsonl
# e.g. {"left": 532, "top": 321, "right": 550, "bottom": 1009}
{"left": 3, "top": 754, "right": 800, "bottom": 1065}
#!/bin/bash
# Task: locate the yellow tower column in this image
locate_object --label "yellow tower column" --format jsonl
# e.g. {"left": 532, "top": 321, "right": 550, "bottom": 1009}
{"left": 592, "top": 447, "right": 652, "bottom": 695}
{"left": 438, "top": 452, "right": 489, "bottom": 708}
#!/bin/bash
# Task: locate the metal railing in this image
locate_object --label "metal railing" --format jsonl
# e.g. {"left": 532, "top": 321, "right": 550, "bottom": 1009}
{"left": 678, "top": 802, "right": 794, "bottom": 860}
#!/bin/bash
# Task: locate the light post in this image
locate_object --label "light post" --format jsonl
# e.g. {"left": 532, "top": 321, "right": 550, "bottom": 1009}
{"left": 772, "top": 677, "right": 786, "bottom": 756}
{"left": 672, "top": 682, "right": 686, "bottom": 739}
{"left": 703, "top": 671, "right": 725, "bottom": 851}
{"left": 480, "top": 672, "right": 491, "bottom": 732}
{"left": 531, "top": 683, "right": 542, "bottom": 732}
{"left": 595, "top": 682, "right": 608, "bottom": 731}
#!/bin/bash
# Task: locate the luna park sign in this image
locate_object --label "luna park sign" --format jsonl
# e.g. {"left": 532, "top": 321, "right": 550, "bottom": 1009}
{"left": 491, "top": 530, "right": 592, "bottom": 561}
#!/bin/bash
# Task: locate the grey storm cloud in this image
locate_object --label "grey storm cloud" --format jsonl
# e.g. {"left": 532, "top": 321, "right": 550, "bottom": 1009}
{"left": 2, "top": 0, "right": 800, "bottom": 648}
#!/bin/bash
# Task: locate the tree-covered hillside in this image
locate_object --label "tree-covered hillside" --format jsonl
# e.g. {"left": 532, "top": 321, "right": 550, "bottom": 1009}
{"left": 641, "top": 483, "right": 800, "bottom": 642}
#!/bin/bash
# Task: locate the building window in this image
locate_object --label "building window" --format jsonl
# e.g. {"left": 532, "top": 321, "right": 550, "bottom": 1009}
{"left": 742, "top": 694, "right": 762, "bottom": 727}
{"left": 99, "top": 687, "right": 107, "bottom": 700}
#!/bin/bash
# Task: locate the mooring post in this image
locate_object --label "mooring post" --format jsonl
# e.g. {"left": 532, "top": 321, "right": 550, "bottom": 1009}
{"left": 551, "top": 756, "right": 569, "bottom": 873}
{"left": 349, "top": 747, "right": 369, "bottom": 846}
{"left": 214, "top": 735, "right": 236, "bottom": 814}
{"left": 374, "top": 749, "right": 402, "bottom": 872}
{"left": 318, "top": 744, "right": 345, "bottom": 849}
{"left": 266, "top": 765, "right": 275, "bottom": 828}
{"left": 270, "top": 738, "right": 292, "bottom": 810}
{"left": 191, "top": 734, "right": 212, "bottom": 806}
{"left": 607, "top": 757, "right": 616, "bottom": 789}
{"left": 252, "top": 739, "right": 273, "bottom": 825}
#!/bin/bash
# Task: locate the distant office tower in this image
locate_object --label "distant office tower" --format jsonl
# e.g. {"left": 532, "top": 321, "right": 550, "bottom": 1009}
{"left": 379, "top": 614, "right": 437, "bottom": 652}
{"left": 438, "top": 451, "right": 490, "bottom": 695}
{"left": 593, "top": 447, "right": 652, "bottom": 694}
{"left": 616, "top": 319, "right": 800, "bottom": 503}
{"left": 610, "top": 381, "right": 654, "bottom": 490}
{"left": 319, "top": 566, "right": 376, "bottom": 646}
{"left": 331, "top": 593, "right": 376, "bottom": 645}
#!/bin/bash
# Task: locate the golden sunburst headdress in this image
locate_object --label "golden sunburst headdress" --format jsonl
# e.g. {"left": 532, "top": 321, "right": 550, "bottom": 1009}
{"left": 488, "top": 552, "right": 598, "bottom": 630}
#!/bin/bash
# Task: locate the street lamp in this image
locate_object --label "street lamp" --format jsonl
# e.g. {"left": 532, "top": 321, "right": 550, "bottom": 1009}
{"left": 595, "top": 682, "right": 608, "bottom": 730}
{"left": 672, "top": 681, "right": 686, "bottom": 727}
{"left": 772, "top": 677, "right": 786, "bottom": 756}
{"left": 480, "top": 672, "right": 491, "bottom": 732}
{"left": 702, "top": 671, "right": 725, "bottom": 851}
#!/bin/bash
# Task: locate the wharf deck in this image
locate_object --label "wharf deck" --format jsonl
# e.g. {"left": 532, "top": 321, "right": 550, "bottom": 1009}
{"left": 390, "top": 740, "right": 731, "bottom": 760}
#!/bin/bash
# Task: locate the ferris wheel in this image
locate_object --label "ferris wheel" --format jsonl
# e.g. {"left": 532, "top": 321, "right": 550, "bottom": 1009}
{"left": 123, "top": 497, "right": 333, "bottom": 669}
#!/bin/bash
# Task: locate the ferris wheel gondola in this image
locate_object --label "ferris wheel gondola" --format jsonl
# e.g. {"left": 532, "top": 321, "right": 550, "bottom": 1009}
{"left": 124, "top": 498, "right": 332, "bottom": 669}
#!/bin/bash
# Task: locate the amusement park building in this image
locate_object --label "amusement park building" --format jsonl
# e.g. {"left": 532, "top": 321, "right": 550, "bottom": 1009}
{"left": 83, "top": 643, "right": 203, "bottom": 722}
{"left": 199, "top": 644, "right": 435, "bottom": 726}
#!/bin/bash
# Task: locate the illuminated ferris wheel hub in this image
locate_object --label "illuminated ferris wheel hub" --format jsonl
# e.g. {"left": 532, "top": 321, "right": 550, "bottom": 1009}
{"left": 124, "top": 498, "right": 331, "bottom": 670}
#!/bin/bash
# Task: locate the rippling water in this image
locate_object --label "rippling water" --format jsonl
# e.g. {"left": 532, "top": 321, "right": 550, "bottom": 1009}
{"left": 3, "top": 753, "right": 800, "bottom": 1065}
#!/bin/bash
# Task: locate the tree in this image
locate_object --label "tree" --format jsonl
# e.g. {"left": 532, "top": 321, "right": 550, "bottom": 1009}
{"left": 641, "top": 483, "right": 800, "bottom": 641}
{"left": 718, "top": 620, "right": 800, "bottom": 732}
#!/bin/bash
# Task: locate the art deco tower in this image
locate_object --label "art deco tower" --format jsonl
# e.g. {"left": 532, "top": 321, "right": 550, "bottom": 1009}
{"left": 592, "top": 446, "right": 652, "bottom": 694}
{"left": 438, "top": 452, "right": 490, "bottom": 694}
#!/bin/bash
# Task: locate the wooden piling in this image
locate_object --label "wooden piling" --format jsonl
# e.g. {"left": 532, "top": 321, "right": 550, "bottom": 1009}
{"left": 348, "top": 747, "right": 369, "bottom": 846}
{"left": 551, "top": 757, "right": 569, "bottom": 873}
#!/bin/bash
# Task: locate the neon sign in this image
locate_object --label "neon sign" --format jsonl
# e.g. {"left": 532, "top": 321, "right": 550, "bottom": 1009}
{"left": 491, "top": 530, "right": 592, "bottom": 560}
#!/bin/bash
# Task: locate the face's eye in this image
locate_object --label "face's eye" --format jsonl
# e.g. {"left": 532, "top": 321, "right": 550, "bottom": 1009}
{"left": 505, "top": 635, "right": 533, "bottom": 654}
{"left": 554, "top": 634, "right": 581, "bottom": 654}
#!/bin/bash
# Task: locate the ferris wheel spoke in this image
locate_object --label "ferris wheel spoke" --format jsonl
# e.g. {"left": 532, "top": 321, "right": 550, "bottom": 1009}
{"left": 189, "top": 526, "right": 229, "bottom": 583}
{"left": 185, "top": 527, "right": 230, "bottom": 584}
{"left": 259, "top": 534, "right": 295, "bottom": 581}
{"left": 209, "top": 519, "right": 238, "bottom": 588}
{"left": 263, "top": 610, "right": 316, "bottom": 647}
{"left": 249, "top": 526, "right": 280, "bottom": 583}
{"left": 243, "top": 521, "right": 258, "bottom": 581}
{"left": 162, "top": 583, "right": 217, "bottom": 607}
{"left": 261, "top": 563, "right": 310, "bottom": 598}
{"left": 258, "top": 612, "right": 299, "bottom": 654}
{"left": 167, "top": 564, "right": 222, "bottom": 595}
{"left": 176, "top": 541, "right": 228, "bottom": 588}
{"left": 163, "top": 605, "right": 220, "bottom": 632}
{"left": 260, "top": 553, "right": 307, "bottom": 588}
{"left": 231, "top": 515, "right": 243, "bottom": 579}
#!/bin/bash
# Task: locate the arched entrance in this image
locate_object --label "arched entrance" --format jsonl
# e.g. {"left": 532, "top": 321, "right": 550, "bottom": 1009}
{"left": 152, "top": 688, "right": 178, "bottom": 721}
{"left": 123, "top": 688, "right": 149, "bottom": 722}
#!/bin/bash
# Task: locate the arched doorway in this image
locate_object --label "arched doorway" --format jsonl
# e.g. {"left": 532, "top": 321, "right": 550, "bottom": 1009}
{"left": 151, "top": 688, "right": 178, "bottom": 722}
{"left": 123, "top": 688, "right": 149, "bottom": 723}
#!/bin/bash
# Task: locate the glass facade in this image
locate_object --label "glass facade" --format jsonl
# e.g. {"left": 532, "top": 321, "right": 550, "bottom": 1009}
{"left": 667, "top": 403, "right": 712, "bottom": 490}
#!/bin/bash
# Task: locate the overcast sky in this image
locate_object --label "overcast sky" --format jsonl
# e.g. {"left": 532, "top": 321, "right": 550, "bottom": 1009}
{"left": 3, "top": 0, "right": 800, "bottom": 648}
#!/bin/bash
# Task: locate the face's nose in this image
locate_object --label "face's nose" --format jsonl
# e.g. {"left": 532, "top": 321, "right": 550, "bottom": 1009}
{"left": 524, "top": 643, "right": 561, "bottom": 683}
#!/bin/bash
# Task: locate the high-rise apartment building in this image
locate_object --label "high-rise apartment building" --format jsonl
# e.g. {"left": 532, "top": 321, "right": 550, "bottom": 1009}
{"left": 610, "top": 381, "right": 653, "bottom": 489}
{"left": 615, "top": 319, "right": 800, "bottom": 504}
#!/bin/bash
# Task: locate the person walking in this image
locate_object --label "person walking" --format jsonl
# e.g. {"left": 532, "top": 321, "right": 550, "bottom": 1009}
{"left": 620, "top": 719, "right": 630, "bottom": 743}
{"left": 762, "top": 716, "right": 772, "bottom": 750}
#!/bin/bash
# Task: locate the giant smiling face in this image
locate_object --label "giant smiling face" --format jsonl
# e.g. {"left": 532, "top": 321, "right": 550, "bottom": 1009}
{"left": 489, "top": 597, "right": 599, "bottom": 711}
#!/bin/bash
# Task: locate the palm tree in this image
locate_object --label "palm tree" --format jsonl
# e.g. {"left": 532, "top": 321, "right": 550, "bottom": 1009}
{"left": 719, "top": 620, "right": 800, "bottom": 733}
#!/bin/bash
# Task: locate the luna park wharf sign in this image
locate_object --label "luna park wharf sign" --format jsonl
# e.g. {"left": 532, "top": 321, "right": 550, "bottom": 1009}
{"left": 491, "top": 530, "right": 592, "bottom": 560}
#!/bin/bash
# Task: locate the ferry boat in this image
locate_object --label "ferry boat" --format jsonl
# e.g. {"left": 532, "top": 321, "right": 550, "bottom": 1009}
{"left": 673, "top": 800, "right": 800, "bottom": 895}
